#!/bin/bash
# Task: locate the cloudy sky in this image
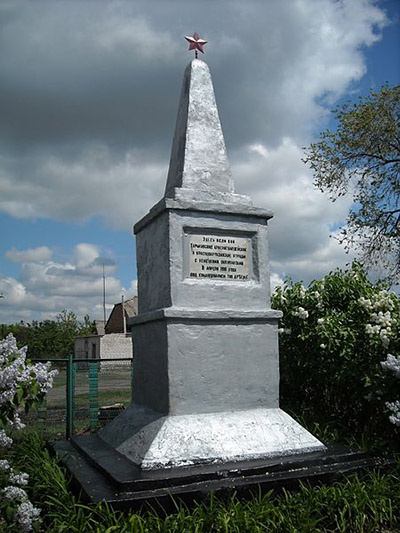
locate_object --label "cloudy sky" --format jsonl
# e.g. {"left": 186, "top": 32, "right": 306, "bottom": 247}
{"left": 0, "top": 0, "right": 399, "bottom": 323}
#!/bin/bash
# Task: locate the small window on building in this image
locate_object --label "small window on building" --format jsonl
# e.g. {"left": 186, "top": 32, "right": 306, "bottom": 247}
{"left": 91, "top": 343, "right": 96, "bottom": 359}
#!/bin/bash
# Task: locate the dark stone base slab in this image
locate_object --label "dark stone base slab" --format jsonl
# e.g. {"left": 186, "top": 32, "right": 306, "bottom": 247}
{"left": 53, "top": 435, "right": 395, "bottom": 511}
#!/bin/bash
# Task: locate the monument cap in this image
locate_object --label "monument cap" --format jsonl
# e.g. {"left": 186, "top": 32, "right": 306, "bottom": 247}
{"left": 164, "top": 59, "right": 252, "bottom": 206}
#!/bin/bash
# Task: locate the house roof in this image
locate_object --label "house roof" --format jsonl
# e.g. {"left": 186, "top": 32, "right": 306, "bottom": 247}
{"left": 123, "top": 297, "right": 138, "bottom": 318}
{"left": 105, "top": 297, "right": 138, "bottom": 334}
{"left": 94, "top": 320, "right": 105, "bottom": 336}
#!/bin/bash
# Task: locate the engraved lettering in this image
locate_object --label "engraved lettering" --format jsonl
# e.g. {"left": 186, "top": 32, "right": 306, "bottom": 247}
{"left": 187, "top": 233, "right": 250, "bottom": 281}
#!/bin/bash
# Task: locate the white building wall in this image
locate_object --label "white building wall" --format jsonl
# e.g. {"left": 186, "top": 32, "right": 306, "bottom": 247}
{"left": 74, "top": 335, "right": 101, "bottom": 359}
{"left": 100, "top": 333, "right": 132, "bottom": 361}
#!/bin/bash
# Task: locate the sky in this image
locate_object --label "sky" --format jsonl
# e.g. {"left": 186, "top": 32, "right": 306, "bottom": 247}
{"left": 0, "top": 0, "right": 399, "bottom": 324}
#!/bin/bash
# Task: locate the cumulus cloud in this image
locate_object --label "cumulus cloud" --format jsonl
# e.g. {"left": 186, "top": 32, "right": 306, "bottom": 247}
{"left": 5, "top": 246, "right": 52, "bottom": 263}
{"left": 0, "top": 0, "right": 388, "bottom": 226}
{"left": 0, "top": 0, "right": 395, "bottom": 321}
{"left": 0, "top": 146, "right": 165, "bottom": 228}
{"left": 270, "top": 272, "right": 284, "bottom": 294}
{"left": 0, "top": 244, "right": 135, "bottom": 323}
{"left": 231, "top": 137, "right": 355, "bottom": 282}
{"left": 0, "top": 277, "right": 26, "bottom": 305}
{"left": 271, "top": 230, "right": 358, "bottom": 285}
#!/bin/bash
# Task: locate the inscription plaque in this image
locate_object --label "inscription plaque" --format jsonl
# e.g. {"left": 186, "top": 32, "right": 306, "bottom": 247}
{"left": 187, "top": 233, "right": 251, "bottom": 281}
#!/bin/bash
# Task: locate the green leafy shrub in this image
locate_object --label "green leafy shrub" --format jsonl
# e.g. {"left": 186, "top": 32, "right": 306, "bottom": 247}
{"left": 272, "top": 261, "right": 400, "bottom": 446}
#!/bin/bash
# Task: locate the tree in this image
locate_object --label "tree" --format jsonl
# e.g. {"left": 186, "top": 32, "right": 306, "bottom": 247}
{"left": 27, "top": 310, "right": 96, "bottom": 359}
{"left": 303, "top": 85, "right": 400, "bottom": 282}
{"left": 0, "top": 310, "right": 96, "bottom": 359}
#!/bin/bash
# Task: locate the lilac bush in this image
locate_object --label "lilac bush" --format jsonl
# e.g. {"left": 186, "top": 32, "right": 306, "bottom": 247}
{"left": 381, "top": 354, "right": 400, "bottom": 426}
{"left": 272, "top": 261, "right": 400, "bottom": 441}
{"left": 0, "top": 334, "right": 57, "bottom": 531}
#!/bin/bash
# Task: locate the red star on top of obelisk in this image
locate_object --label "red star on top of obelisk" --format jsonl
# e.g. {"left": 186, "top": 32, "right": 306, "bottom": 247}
{"left": 185, "top": 32, "right": 207, "bottom": 59}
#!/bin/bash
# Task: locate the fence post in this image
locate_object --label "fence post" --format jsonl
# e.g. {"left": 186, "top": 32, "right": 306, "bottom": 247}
{"left": 130, "top": 357, "right": 134, "bottom": 400}
{"left": 66, "top": 354, "right": 74, "bottom": 439}
{"left": 88, "top": 361, "right": 99, "bottom": 433}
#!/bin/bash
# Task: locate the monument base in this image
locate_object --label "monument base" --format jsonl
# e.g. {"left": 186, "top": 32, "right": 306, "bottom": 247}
{"left": 53, "top": 437, "right": 395, "bottom": 510}
{"left": 98, "top": 406, "right": 325, "bottom": 469}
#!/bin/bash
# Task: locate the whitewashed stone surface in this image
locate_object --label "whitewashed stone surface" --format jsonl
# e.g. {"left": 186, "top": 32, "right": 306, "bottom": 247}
{"left": 100, "top": 406, "right": 325, "bottom": 469}
{"left": 99, "top": 57, "right": 327, "bottom": 470}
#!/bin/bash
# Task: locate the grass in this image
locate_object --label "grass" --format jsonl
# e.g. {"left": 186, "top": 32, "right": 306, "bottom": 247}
{"left": 21, "top": 391, "right": 130, "bottom": 441}
{"left": 6, "top": 431, "right": 400, "bottom": 532}
{"left": 45, "top": 366, "right": 132, "bottom": 425}
{"left": 74, "top": 388, "right": 131, "bottom": 407}
{"left": 20, "top": 364, "right": 133, "bottom": 439}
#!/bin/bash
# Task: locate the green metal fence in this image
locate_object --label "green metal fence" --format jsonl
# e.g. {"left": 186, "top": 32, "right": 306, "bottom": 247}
{"left": 27, "top": 356, "right": 133, "bottom": 440}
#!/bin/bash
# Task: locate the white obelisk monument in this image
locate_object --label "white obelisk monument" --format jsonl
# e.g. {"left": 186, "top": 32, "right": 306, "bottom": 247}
{"left": 100, "top": 37, "right": 325, "bottom": 469}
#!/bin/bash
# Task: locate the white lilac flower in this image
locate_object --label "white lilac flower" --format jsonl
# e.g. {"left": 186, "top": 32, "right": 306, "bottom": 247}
{"left": 0, "top": 386, "right": 17, "bottom": 407}
{"left": 317, "top": 318, "right": 324, "bottom": 325}
{"left": 300, "top": 308, "right": 308, "bottom": 319}
{"left": 15, "top": 500, "right": 41, "bottom": 532}
{"left": 2, "top": 485, "right": 28, "bottom": 501}
{"left": 381, "top": 354, "right": 400, "bottom": 378}
{"left": 386, "top": 401, "right": 400, "bottom": 426}
{"left": 320, "top": 344, "right": 326, "bottom": 349}
{"left": 366, "top": 308, "right": 394, "bottom": 342}
{"left": 378, "top": 328, "right": 391, "bottom": 347}
{"left": 278, "top": 328, "right": 284, "bottom": 334}
{"left": 0, "top": 429, "right": 13, "bottom": 448}
{"left": 0, "top": 459, "right": 10, "bottom": 471}
{"left": 284, "top": 328, "right": 292, "bottom": 334}
{"left": 293, "top": 307, "right": 309, "bottom": 320}
{"left": 0, "top": 335, "right": 27, "bottom": 368}
{"left": 359, "top": 297, "right": 372, "bottom": 309}
{"left": 32, "top": 362, "right": 58, "bottom": 393}
{"left": 389, "top": 414, "right": 400, "bottom": 426}
{"left": 379, "top": 311, "right": 392, "bottom": 327}
{"left": 299, "top": 285, "right": 306, "bottom": 299}
{"left": 373, "top": 291, "right": 396, "bottom": 312}
{"left": 9, "top": 471, "right": 29, "bottom": 486}
{"left": 9, "top": 413, "right": 25, "bottom": 431}
{"left": 1, "top": 334, "right": 57, "bottom": 413}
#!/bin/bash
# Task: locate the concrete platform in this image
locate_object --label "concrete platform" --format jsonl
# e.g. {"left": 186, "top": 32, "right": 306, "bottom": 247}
{"left": 53, "top": 437, "right": 395, "bottom": 511}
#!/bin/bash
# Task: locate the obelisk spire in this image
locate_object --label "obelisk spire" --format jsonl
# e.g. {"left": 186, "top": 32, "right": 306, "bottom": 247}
{"left": 164, "top": 58, "right": 237, "bottom": 202}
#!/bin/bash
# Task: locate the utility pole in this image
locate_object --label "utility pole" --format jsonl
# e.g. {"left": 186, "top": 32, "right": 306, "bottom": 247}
{"left": 102, "top": 263, "right": 106, "bottom": 324}
{"left": 122, "top": 294, "right": 126, "bottom": 334}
